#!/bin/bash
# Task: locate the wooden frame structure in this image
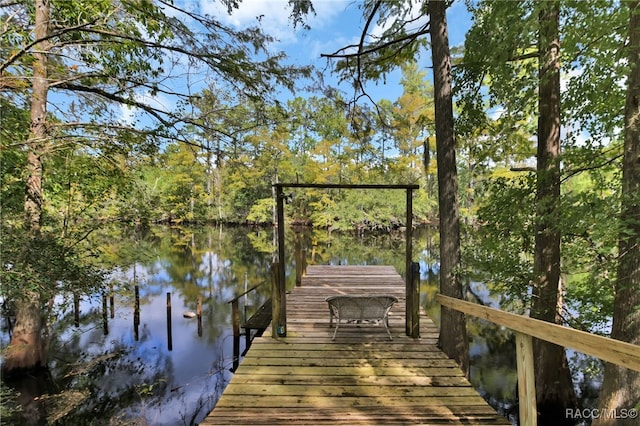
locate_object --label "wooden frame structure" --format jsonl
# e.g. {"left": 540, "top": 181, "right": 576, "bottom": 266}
{"left": 272, "top": 183, "right": 420, "bottom": 338}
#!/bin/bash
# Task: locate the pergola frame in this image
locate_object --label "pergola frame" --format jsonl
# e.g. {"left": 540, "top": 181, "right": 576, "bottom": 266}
{"left": 272, "top": 183, "right": 420, "bottom": 338}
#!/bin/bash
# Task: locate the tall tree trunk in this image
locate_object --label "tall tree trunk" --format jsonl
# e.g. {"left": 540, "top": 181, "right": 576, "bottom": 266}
{"left": 531, "top": 1, "right": 577, "bottom": 422}
{"left": 3, "top": 0, "right": 50, "bottom": 375}
{"left": 595, "top": 2, "right": 640, "bottom": 424}
{"left": 429, "top": 0, "right": 469, "bottom": 376}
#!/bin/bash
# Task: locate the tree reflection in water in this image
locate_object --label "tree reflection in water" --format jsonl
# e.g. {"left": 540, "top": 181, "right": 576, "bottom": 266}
{"left": 0, "top": 225, "right": 600, "bottom": 425}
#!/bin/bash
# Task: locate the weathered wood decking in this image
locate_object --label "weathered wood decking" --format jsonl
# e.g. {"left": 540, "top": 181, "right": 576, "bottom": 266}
{"left": 204, "top": 265, "right": 510, "bottom": 425}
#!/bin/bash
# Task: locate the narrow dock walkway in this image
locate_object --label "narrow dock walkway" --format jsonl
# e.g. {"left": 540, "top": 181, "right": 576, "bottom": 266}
{"left": 204, "top": 265, "right": 509, "bottom": 425}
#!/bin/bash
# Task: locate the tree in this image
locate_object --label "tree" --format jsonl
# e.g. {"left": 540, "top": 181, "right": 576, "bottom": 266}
{"left": 530, "top": 1, "right": 578, "bottom": 421}
{"left": 0, "top": 0, "right": 309, "bottom": 374}
{"left": 429, "top": 0, "right": 469, "bottom": 374}
{"left": 2, "top": 0, "right": 52, "bottom": 373}
{"left": 387, "top": 62, "right": 435, "bottom": 184}
{"left": 595, "top": 2, "right": 640, "bottom": 423}
{"left": 458, "top": 1, "right": 639, "bottom": 421}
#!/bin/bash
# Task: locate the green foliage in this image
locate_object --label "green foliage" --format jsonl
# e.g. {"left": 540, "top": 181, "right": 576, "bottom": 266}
{"left": 1, "top": 0, "right": 312, "bottom": 155}
{"left": 0, "top": 385, "right": 22, "bottom": 422}
{"left": 463, "top": 173, "right": 536, "bottom": 304}
{"left": 247, "top": 198, "right": 275, "bottom": 224}
{"left": 0, "top": 225, "right": 106, "bottom": 305}
{"left": 0, "top": 100, "right": 29, "bottom": 216}
{"left": 1, "top": 0, "right": 630, "bottom": 354}
{"left": 330, "top": 1, "right": 429, "bottom": 84}
{"left": 453, "top": 0, "right": 629, "bottom": 337}
{"left": 455, "top": 0, "right": 539, "bottom": 140}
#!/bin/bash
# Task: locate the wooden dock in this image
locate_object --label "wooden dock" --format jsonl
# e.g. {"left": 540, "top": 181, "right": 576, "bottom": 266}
{"left": 204, "top": 265, "right": 510, "bottom": 425}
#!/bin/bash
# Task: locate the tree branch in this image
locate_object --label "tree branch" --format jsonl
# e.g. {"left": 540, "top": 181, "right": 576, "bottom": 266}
{"left": 0, "top": 19, "right": 101, "bottom": 74}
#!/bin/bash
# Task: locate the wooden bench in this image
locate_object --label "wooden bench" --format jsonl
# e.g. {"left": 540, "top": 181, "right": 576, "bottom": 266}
{"left": 325, "top": 295, "right": 398, "bottom": 340}
{"left": 242, "top": 298, "right": 272, "bottom": 348}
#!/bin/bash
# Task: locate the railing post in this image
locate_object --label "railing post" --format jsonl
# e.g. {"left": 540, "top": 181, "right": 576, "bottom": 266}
{"left": 271, "top": 262, "right": 286, "bottom": 337}
{"left": 408, "top": 261, "right": 420, "bottom": 338}
{"left": 302, "top": 249, "right": 307, "bottom": 276}
{"left": 231, "top": 298, "right": 240, "bottom": 371}
{"left": 295, "top": 229, "right": 303, "bottom": 286}
{"left": 275, "top": 184, "right": 287, "bottom": 336}
{"left": 405, "top": 187, "right": 414, "bottom": 336}
{"left": 515, "top": 332, "right": 537, "bottom": 426}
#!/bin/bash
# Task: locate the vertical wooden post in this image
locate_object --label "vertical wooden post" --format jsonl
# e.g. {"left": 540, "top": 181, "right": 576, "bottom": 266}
{"left": 516, "top": 332, "right": 537, "bottom": 426}
{"left": 271, "top": 262, "right": 286, "bottom": 337}
{"left": 409, "top": 262, "right": 420, "bottom": 338}
{"left": 405, "top": 187, "right": 414, "bottom": 336}
{"left": 231, "top": 298, "right": 240, "bottom": 371}
{"left": 311, "top": 238, "right": 317, "bottom": 263}
{"left": 102, "top": 293, "right": 108, "bottom": 335}
{"left": 166, "top": 292, "right": 173, "bottom": 351}
{"left": 196, "top": 296, "right": 203, "bottom": 337}
{"left": 302, "top": 249, "right": 307, "bottom": 277}
{"left": 109, "top": 284, "right": 114, "bottom": 319}
{"left": 133, "top": 285, "right": 140, "bottom": 341}
{"left": 74, "top": 293, "right": 80, "bottom": 327}
{"left": 274, "top": 184, "right": 287, "bottom": 337}
{"left": 295, "top": 229, "right": 302, "bottom": 287}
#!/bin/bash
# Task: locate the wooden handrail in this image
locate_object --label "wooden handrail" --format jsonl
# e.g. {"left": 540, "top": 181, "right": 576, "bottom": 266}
{"left": 436, "top": 294, "right": 640, "bottom": 371}
{"left": 225, "top": 283, "right": 264, "bottom": 305}
{"left": 437, "top": 294, "right": 640, "bottom": 426}
{"left": 228, "top": 280, "right": 268, "bottom": 372}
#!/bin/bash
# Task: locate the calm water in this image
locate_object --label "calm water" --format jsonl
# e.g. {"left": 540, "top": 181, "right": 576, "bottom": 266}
{"left": 0, "top": 225, "right": 599, "bottom": 425}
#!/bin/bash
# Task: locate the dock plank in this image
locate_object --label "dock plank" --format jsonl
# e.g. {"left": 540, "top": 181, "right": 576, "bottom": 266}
{"left": 203, "top": 265, "right": 509, "bottom": 425}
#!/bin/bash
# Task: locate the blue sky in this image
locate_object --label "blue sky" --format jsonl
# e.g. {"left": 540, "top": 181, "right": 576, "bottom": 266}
{"left": 203, "top": 0, "right": 472, "bottom": 104}
{"left": 116, "top": 1, "right": 472, "bottom": 128}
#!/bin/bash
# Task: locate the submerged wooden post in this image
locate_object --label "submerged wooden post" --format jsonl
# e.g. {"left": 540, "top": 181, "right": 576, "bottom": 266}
{"left": 197, "top": 296, "right": 203, "bottom": 337}
{"left": 102, "top": 293, "right": 108, "bottom": 335}
{"left": 133, "top": 285, "right": 140, "bottom": 341}
{"left": 74, "top": 293, "right": 80, "bottom": 327}
{"left": 166, "top": 292, "right": 173, "bottom": 351}
{"left": 109, "top": 284, "right": 114, "bottom": 319}
{"left": 515, "top": 332, "right": 537, "bottom": 426}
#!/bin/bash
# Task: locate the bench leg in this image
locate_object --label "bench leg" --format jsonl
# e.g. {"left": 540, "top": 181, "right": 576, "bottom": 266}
{"left": 331, "top": 319, "right": 340, "bottom": 340}
{"left": 384, "top": 323, "right": 393, "bottom": 340}
{"left": 384, "top": 316, "right": 393, "bottom": 340}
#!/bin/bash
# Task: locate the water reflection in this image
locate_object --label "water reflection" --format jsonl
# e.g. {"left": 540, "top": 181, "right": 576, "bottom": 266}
{"left": 0, "top": 224, "right": 599, "bottom": 425}
{"left": 2, "top": 225, "right": 274, "bottom": 425}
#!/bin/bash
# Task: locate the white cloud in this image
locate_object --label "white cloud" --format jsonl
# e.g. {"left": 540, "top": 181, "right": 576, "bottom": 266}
{"left": 199, "top": 0, "right": 351, "bottom": 45}
{"left": 369, "top": 0, "right": 425, "bottom": 41}
{"left": 119, "top": 90, "right": 175, "bottom": 127}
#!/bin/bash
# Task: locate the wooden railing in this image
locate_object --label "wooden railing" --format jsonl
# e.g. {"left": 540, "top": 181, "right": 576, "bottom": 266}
{"left": 227, "top": 281, "right": 269, "bottom": 371}
{"left": 437, "top": 294, "right": 640, "bottom": 426}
